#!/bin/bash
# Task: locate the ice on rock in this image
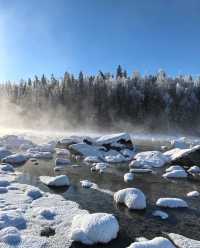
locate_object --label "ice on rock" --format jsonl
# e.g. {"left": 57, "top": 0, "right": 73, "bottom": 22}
{"left": 188, "top": 166, "right": 200, "bottom": 174}
{"left": 156, "top": 198, "right": 188, "bottom": 208}
{"left": 2, "top": 154, "right": 27, "bottom": 165}
{"left": 0, "top": 210, "right": 27, "bottom": 229}
{"left": 40, "top": 175, "right": 70, "bottom": 187}
{"left": 55, "top": 158, "right": 71, "bottom": 166}
{"left": 124, "top": 173, "right": 134, "bottom": 182}
{"left": 152, "top": 210, "right": 169, "bottom": 219}
{"left": 163, "top": 169, "right": 188, "bottom": 178}
{"left": 127, "top": 237, "right": 175, "bottom": 248}
{"left": 0, "top": 226, "right": 21, "bottom": 245}
{"left": 84, "top": 156, "right": 101, "bottom": 163}
{"left": 71, "top": 213, "right": 119, "bottom": 245}
{"left": 114, "top": 188, "right": 146, "bottom": 210}
{"left": 134, "top": 151, "right": 169, "bottom": 168}
{"left": 187, "top": 191, "right": 200, "bottom": 197}
{"left": 26, "top": 187, "right": 43, "bottom": 200}
{"left": 0, "top": 163, "right": 14, "bottom": 172}
{"left": 166, "top": 165, "right": 184, "bottom": 172}
{"left": 167, "top": 233, "right": 200, "bottom": 248}
{"left": 0, "top": 148, "right": 12, "bottom": 160}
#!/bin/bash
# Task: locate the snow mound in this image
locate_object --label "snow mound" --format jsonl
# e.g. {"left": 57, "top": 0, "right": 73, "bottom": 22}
{"left": 134, "top": 151, "right": 169, "bottom": 168}
{"left": 114, "top": 188, "right": 146, "bottom": 210}
{"left": 156, "top": 198, "right": 188, "bottom": 208}
{"left": 71, "top": 213, "right": 119, "bottom": 245}
{"left": 40, "top": 175, "right": 70, "bottom": 187}
{"left": 0, "top": 226, "right": 21, "bottom": 245}
{"left": 124, "top": 173, "right": 134, "bottom": 182}
{"left": 127, "top": 237, "right": 175, "bottom": 248}
{"left": 0, "top": 210, "right": 27, "bottom": 229}
{"left": 167, "top": 233, "right": 200, "bottom": 248}
{"left": 55, "top": 158, "right": 71, "bottom": 165}
{"left": 188, "top": 166, "right": 200, "bottom": 174}
{"left": 26, "top": 187, "right": 43, "bottom": 200}
{"left": 2, "top": 154, "right": 27, "bottom": 164}
{"left": 152, "top": 210, "right": 168, "bottom": 219}
{"left": 166, "top": 165, "right": 184, "bottom": 172}
{"left": 0, "top": 163, "right": 14, "bottom": 172}
{"left": 0, "top": 148, "right": 12, "bottom": 160}
{"left": 163, "top": 169, "right": 188, "bottom": 178}
{"left": 187, "top": 191, "right": 200, "bottom": 197}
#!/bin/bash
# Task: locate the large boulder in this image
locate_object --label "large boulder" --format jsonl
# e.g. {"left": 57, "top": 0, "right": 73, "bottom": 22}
{"left": 71, "top": 213, "right": 119, "bottom": 245}
{"left": 164, "top": 145, "right": 200, "bottom": 167}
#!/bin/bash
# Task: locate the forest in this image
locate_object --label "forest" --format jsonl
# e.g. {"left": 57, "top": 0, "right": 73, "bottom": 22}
{"left": 0, "top": 65, "right": 200, "bottom": 134}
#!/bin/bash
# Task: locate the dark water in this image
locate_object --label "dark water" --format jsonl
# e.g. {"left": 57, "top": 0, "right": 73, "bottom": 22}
{"left": 16, "top": 144, "right": 200, "bottom": 247}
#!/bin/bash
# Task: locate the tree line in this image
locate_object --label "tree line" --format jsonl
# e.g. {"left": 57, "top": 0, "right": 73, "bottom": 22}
{"left": 1, "top": 65, "right": 200, "bottom": 133}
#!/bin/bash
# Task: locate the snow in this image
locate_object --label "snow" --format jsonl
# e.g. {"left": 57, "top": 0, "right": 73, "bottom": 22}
{"left": 188, "top": 166, "right": 200, "bottom": 174}
{"left": 166, "top": 165, "right": 184, "bottom": 172}
{"left": 26, "top": 186, "right": 43, "bottom": 200}
{"left": 96, "top": 132, "right": 131, "bottom": 145}
{"left": 120, "top": 149, "right": 135, "bottom": 160}
{"left": 94, "top": 162, "right": 109, "bottom": 171}
{"left": 152, "top": 210, "right": 169, "bottom": 219}
{"left": 124, "top": 173, "right": 134, "bottom": 182}
{"left": 80, "top": 180, "right": 94, "bottom": 188}
{"left": 171, "top": 137, "right": 189, "bottom": 149}
{"left": 26, "top": 151, "right": 53, "bottom": 159}
{"left": 55, "top": 158, "right": 71, "bottom": 165}
{"left": 0, "top": 135, "right": 34, "bottom": 150}
{"left": 2, "top": 154, "right": 28, "bottom": 164}
{"left": 71, "top": 213, "right": 119, "bottom": 245}
{"left": 127, "top": 237, "right": 175, "bottom": 248}
{"left": 0, "top": 226, "right": 21, "bottom": 245}
{"left": 167, "top": 233, "right": 200, "bottom": 248}
{"left": 114, "top": 188, "right": 146, "bottom": 210}
{"left": 0, "top": 210, "right": 27, "bottom": 230}
{"left": 55, "top": 148, "right": 70, "bottom": 156}
{"left": 134, "top": 151, "right": 169, "bottom": 168}
{"left": 0, "top": 163, "right": 14, "bottom": 172}
{"left": 104, "top": 153, "right": 126, "bottom": 163}
{"left": 156, "top": 198, "right": 188, "bottom": 208}
{"left": 27, "top": 143, "right": 55, "bottom": 153}
{"left": 187, "top": 191, "right": 200, "bottom": 197}
{"left": 40, "top": 175, "right": 70, "bottom": 187}
{"left": 69, "top": 143, "right": 103, "bottom": 157}
{"left": 129, "top": 168, "right": 152, "bottom": 173}
{"left": 163, "top": 169, "right": 188, "bottom": 178}
{"left": 0, "top": 148, "right": 12, "bottom": 160}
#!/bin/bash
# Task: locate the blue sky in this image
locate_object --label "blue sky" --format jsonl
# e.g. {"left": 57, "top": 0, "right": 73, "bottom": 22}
{"left": 0, "top": 0, "right": 200, "bottom": 81}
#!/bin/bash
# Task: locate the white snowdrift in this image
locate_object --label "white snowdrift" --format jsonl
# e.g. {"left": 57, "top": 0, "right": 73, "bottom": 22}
{"left": 71, "top": 213, "right": 119, "bottom": 245}
{"left": 127, "top": 237, "right": 175, "bottom": 248}
{"left": 40, "top": 175, "right": 70, "bottom": 187}
{"left": 156, "top": 198, "right": 188, "bottom": 208}
{"left": 114, "top": 188, "right": 146, "bottom": 210}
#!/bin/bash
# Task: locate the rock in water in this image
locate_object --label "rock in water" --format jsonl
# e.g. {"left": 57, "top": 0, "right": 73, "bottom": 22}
{"left": 71, "top": 213, "right": 119, "bottom": 245}
{"left": 39, "top": 175, "right": 70, "bottom": 187}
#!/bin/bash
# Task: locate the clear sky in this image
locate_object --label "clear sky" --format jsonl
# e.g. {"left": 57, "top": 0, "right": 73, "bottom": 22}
{"left": 0, "top": 0, "right": 200, "bottom": 81}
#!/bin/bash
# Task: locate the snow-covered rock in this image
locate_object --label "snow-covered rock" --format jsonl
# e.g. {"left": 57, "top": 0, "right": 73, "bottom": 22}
{"left": 134, "top": 151, "right": 169, "bottom": 168}
{"left": 120, "top": 149, "right": 135, "bottom": 160}
{"left": 0, "top": 210, "right": 27, "bottom": 229}
{"left": 129, "top": 160, "right": 142, "bottom": 168}
{"left": 0, "top": 135, "right": 33, "bottom": 150}
{"left": 55, "top": 148, "right": 70, "bottom": 156}
{"left": 171, "top": 137, "right": 189, "bottom": 149}
{"left": 156, "top": 198, "right": 188, "bottom": 208}
{"left": 95, "top": 162, "right": 109, "bottom": 171}
{"left": 84, "top": 156, "right": 101, "bottom": 163}
{"left": 152, "top": 210, "right": 169, "bottom": 219}
{"left": 71, "top": 213, "right": 119, "bottom": 245}
{"left": 114, "top": 188, "right": 146, "bottom": 210}
{"left": 55, "top": 158, "right": 71, "bottom": 166}
{"left": 187, "top": 191, "right": 200, "bottom": 197}
{"left": 163, "top": 169, "right": 188, "bottom": 178}
{"left": 166, "top": 165, "right": 184, "bottom": 172}
{"left": 69, "top": 143, "right": 103, "bottom": 157}
{"left": 129, "top": 168, "right": 152, "bottom": 173}
{"left": 39, "top": 175, "right": 70, "bottom": 187}
{"left": 0, "top": 180, "right": 10, "bottom": 187}
{"left": 0, "top": 226, "right": 21, "bottom": 245}
{"left": 166, "top": 233, "right": 200, "bottom": 248}
{"left": 26, "top": 151, "right": 53, "bottom": 159}
{"left": 2, "top": 154, "right": 28, "bottom": 164}
{"left": 188, "top": 166, "right": 200, "bottom": 174}
{"left": 124, "top": 173, "right": 134, "bottom": 182}
{"left": 0, "top": 148, "right": 12, "bottom": 160}
{"left": 80, "top": 180, "right": 94, "bottom": 188}
{"left": 104, "top": 153, "right": 126, "bottom": 163}
{"left": 127, "top": 237, "right": 175, "bottom": 248}
{"left": 0, "top": 187, "right": 8, "bottom": 193}
{"left": 27, "top": 143, "right": 55, "bottom": 153}
{"left": 0, "top": 163, "right": 14, "bottom": 172}
{"left": 26, "top": 186, "right": 43, "bottom": 200}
